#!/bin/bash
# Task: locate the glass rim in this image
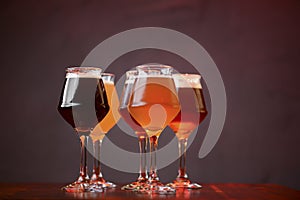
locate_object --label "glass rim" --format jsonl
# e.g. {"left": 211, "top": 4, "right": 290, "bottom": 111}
{"left": 101, "top": 72, "right": 115, "bottom": 77}
{"left": 136, "top": 63, "right": 173, "bottom": 70}
{"left": 65, "top": 66, "right": 102, "bottom": 78}
{"left": 66, "top": 66, "right": 103, "bottom": 73}
{"left": 126, "top": 70, "right": 138, "bottom": 76}
{"left": 101, "top": 72, "right": 115, "bottom": 83}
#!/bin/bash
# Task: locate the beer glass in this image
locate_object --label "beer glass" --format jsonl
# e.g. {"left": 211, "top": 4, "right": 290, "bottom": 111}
{"left": 90, "top": 73, "right": 120, "bottom": 190}
{"left": 119, "top": 70, "right": 148, "bottom": 190}
{"left": 168, "top": 74, "right": 207, "bottom": 189}
{"left": 128, "top": 64, "right": 180, "bottom": 193}
{"left": 57, "top": 67, "right": 109, "bottom": 192}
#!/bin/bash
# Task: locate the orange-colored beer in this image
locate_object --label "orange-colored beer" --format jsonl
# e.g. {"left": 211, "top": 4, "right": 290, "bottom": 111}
{"left": 128, "top": 77, "right": 180, "bottom": 137}
{"left": 90, "top": 81, "right": 120, "bottom": 141}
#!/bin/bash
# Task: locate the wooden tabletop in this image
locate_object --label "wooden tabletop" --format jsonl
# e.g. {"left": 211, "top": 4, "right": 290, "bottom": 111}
{"left": 0, "top": 183, "right": 299, "bottom": 200}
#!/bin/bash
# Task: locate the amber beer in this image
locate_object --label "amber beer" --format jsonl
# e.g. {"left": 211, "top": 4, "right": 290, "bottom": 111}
{"left": 119, "top": 77, "right": 146, "bottom": 137}
{"left": 169, "top": 88, "right": 207, "bottom": 140}
{"left": 128, "top": 76, "right": 180, "bottom": 137}
{"left": 169, "top": 74, "right": 207, "bottom": 139}
{"left": 119, "top": 71, "right": 149, "bottom": 189}
{"left": 58, "top": 73, "right": 109, "bottom": 133}
{"left": 90, "top": 77, "right": 120, "bottom": 141}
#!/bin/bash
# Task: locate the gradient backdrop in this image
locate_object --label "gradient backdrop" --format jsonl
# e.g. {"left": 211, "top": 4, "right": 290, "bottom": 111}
{"left": 0, "top": 0, "right": 299, "bottom": 190}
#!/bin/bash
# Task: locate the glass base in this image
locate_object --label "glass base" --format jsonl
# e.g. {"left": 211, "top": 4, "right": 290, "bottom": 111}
{"left": 62, "top": 180, "right": 90, "bottom": 193}
{"left": 122, "top": 180, "right": 148, "bottom": 190}
{"left": 167, "top": 178, "right": 202, "bottom": 189}
{"left": 89, "top": 176, "right": 116, "bottom": 191}
{"left": 134, "top": 180, "right": 176, "bottom": 195}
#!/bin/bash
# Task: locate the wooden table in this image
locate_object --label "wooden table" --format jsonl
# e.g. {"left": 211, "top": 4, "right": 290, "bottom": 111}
{"left": 0, "top": 183, "right": 299, "bottom": 199}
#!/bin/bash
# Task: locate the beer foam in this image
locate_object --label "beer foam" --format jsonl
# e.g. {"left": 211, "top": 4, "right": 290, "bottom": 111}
{"left": 66, "top": 73, "right": 101, "bottom": 78}
{"left": 173, "top": 74, "right": 202, "bottom": 88}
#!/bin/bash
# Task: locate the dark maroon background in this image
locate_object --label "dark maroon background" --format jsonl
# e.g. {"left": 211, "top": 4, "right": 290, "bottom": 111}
{"left": 0, "top": 0, "right": 299, "bottom": 190}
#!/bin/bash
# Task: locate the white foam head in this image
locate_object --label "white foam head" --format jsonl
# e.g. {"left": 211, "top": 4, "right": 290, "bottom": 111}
{"left": 66, "top": 73, "right": 101, "bottom": 78}
{"left": 65, "top": 67, "right": 102, "bottom": 78}
{"left": 172, "top": 74, "right": 202, "bottom": 88}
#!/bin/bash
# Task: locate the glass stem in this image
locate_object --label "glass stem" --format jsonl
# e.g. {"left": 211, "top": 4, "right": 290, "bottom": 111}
{"left": 79, "top": 135, "right": 89, "bottom": 182}
{"left": 92, "top": 139, "right": 104, "bottom": 182}
{"left": 149, "top": 135, "right": 159, "bottom": 182}
{"left": 137, "top": 136, "right": 147, "bottom": 181}
{"left": 177, "top": 138, "right": 188, "bottom": 179}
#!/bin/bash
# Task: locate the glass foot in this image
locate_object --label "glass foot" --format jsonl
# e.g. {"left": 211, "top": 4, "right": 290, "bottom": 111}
{"left": 88, "top": 181, "right": 116, "bottom": 192}
{"left": 134, "top": 180, "right": 176, "bottom": 195}
{"left": 89, "top": 176, "right": 116, "bottom": 191}
{"left": 62, "top": 180, "right": 90, "bottom": 193}
{"left": 88, "top": 183, "right": 104, "bottom": 192}
{"left": 122, "top": 180, "right": 148, "bottom": 190}
{"left": 102, "top": 181, "right": 117, "bottom": 188}
{"left": 167, "top": 178, "right": 202, "bottom": 189}
{"left": 151, "top": 185, "right": 176, "bottom": 195}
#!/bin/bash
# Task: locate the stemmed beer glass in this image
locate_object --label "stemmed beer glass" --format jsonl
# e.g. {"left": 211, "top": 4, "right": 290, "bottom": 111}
{"left": 119, "top": 70, "right": 148, "bottom": 190}
{"left": 128, "top": 64, "right": 180, "bottom": 193}
{"left": 57, "top": 67, "right": 109, "bottom": 192}
{"left": 168, "top": 74, "right": 207, "bottom": 189}
{"left": 90, "top": 73, "right": 120, "bottom": 190}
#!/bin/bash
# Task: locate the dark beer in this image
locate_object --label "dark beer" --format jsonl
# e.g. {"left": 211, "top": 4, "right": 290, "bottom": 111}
{"left": 58, "top": 75, "right": 109, "bottom": 133}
